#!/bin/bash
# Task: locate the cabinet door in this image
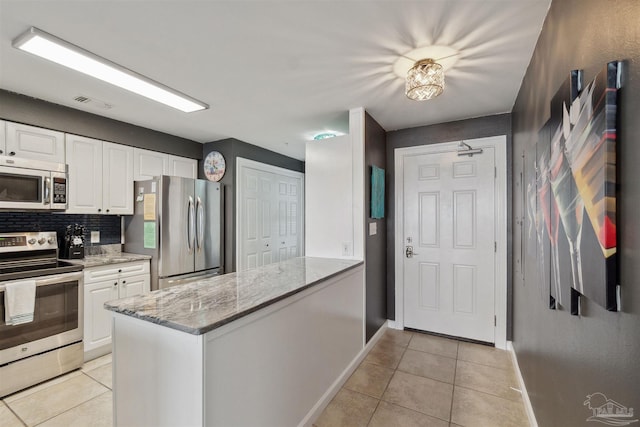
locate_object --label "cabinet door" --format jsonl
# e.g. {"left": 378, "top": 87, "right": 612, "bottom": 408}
{"left": 0, "top": 120, "right": 6, "bottom": 154}
{"left": 119, "top": 274, "right": 150, "bottom": 297}
{"left": 103, "top": 142, "right": 134, "bottom": 214}
{"left": 133, "top": 148, "right": 169, "bottom": 181}
{"left": 5, "top": 122, "right": 65, "bottom": 163}
{"left": 65, "top": 134, "right": 103, "bottom": 214}
{"left": 168, "top": 155, "right": 197, "bottom": 179}
{"left": 84, "top": 279, "right": 118, "bottom": 353}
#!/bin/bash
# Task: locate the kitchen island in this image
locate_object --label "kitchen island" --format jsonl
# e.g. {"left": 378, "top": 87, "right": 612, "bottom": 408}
{"left": 105, "top": 257, "right": 365, "bottom": 427}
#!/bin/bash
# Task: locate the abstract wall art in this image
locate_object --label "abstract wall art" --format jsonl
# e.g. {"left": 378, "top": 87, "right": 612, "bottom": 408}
{"left": 371, "top": 165, "right": 385, "bottom": 219}
{"left": 527, "top": 61, "right": 621, "bottom": 313}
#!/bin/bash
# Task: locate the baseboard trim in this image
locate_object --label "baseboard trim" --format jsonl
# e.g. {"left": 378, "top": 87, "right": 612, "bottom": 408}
{"left": 507, "top": 341, "right": 538, "bottom": 427}
{"left": 300, "top": 320, "right": 389, "bottom": 427}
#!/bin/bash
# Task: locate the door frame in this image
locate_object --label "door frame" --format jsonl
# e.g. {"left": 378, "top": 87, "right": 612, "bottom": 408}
{"left": 236, "top": 157, "right": 305, "bottom": 271}
{"left": 394, "top": 135, "right": 508, "bottom": 349}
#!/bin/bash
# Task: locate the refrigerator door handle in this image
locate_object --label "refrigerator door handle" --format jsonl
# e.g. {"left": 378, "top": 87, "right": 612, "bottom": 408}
{"left": 187, "top": 196, "right": 195, "bottom": 253}
{"left": 196, "top": 196, "right": 204, "bottom": 252}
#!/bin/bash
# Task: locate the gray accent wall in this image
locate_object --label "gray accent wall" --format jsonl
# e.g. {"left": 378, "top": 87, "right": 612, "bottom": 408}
{"left": 386, "top": 114, "right": 513, "bottom": 337}
{"left": 201, "top": 138, "right": 305, "bottom": 273}
{"left": 0, "top": 90, "right": 201, "bottom": 158}
{"left": 511, "top": 1, "right": 640, "bottom": 425}
{"left": 364, "top": 112, "right": 387, "bottom": 341}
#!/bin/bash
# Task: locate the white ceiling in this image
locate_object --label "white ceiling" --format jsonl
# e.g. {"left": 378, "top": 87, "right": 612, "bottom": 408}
{"left": 0, "top": 0, "right": 550, "bottom": 160}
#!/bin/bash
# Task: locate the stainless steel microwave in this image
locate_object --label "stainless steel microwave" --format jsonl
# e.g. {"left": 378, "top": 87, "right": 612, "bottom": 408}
{"left": 0, "top": 157, "right": 68, "bottom": 211}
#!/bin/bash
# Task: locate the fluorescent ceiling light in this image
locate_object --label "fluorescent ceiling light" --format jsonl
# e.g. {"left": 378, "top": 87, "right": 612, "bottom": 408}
{"left": 13, "top": 27, "right": 208, "bottom": 113}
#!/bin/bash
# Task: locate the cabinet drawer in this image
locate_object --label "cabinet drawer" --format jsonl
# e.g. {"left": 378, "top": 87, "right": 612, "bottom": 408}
{"left": 84, "top": 260, "right": 150, "bottom": 283}
{"left": 117, "top": 261, "right": 150, "bottom": 278}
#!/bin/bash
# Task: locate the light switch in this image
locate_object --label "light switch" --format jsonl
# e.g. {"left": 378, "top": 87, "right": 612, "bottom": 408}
{"left": 369, "top": 222, "right": 377, "bottom": 236}
{"left": 91, "top": 231, "right": 100, "bottom": 243}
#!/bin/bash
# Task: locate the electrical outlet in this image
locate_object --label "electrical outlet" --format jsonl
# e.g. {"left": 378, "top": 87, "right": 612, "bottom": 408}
{"left": 341, "top": 242, "right": 352, "bottom": 256}
{"left": 91, "top": 231, "right": 100, "bottom": 243}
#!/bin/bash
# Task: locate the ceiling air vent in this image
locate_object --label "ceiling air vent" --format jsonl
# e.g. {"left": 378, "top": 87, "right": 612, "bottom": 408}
{"left": 72, "top": 95, "right": 113, "bottom": 110}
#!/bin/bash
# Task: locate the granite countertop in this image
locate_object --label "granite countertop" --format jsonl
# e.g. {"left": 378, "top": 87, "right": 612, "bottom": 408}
{"left": 64, "top": 252, "right": 151, "bottom": 268}
{"left": 104, "top": 257, "right": 363, "bottom": 335}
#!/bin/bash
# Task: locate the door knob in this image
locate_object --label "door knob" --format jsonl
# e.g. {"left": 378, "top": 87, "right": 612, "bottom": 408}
{"left": 405, "top": 246, "right": 419, "bottom": 258}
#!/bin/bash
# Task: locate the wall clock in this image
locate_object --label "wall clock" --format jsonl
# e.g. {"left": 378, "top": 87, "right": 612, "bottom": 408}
{"left": 203, "top": 151, "right": 226, "bottom": 182}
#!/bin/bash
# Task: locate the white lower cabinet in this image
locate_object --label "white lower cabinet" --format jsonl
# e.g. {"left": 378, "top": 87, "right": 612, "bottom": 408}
{"left": 83, "top": 260, "right": 150, "bottom": 360}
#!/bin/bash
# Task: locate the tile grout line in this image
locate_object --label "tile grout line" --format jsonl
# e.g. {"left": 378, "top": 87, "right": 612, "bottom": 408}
{"left": 366, "top": 332, "right": 412, "bottom": 426}
{"left": 452, "top": 383, "right": 524, "bottom": 404}
{"left": 368, "top": 333, "right": 455, "bottom": 425}
{"left": 3, "top": 401, "right": 27, "bottom": 427}
{"left": 32, "top": 388, "right": 111, "bottom": 427}
{"left": 449, "top": 342, "right": 460, "bottom": 424}
{"left": 456, "top": 357, "right": 515, "bottom": 372}
{"left": 7, "top": 372, "right": 110, "bottom": 427}
{"left": 366, "top": 336, "right": 411, "bottom": 426}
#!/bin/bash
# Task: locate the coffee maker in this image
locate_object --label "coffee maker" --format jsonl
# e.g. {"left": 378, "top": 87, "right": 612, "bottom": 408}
{"left": 61, "top": 224, "right": 85, "bottom": 259}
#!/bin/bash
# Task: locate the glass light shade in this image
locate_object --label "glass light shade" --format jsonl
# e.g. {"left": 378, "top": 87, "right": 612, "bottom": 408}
{"left": 405, "top": 58, "right": 444, "bottom": 101}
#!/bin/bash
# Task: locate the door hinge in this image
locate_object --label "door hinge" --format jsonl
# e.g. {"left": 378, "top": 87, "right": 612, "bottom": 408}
{"left": 494, "top": 242, "right": 497, "bottom": 252}
{"left": 494, "top": 315, "right": 497, "bottom": 326}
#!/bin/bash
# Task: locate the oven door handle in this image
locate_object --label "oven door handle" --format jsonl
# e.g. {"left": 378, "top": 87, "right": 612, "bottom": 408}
{"left": 0, "top": 271, "right": 83, "bottom": 291}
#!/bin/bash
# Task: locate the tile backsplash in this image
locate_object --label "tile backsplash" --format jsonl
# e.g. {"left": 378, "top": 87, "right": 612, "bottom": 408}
{"left": 0, "top": 212, "right": 121, "bottom": 245}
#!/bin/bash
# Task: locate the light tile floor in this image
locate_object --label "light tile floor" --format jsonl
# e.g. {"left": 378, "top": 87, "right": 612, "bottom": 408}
{"left": 315, "top": 329, "right": 530, "bottom": 427}
{"left": 1, "top": 330, "right": 530, "bottom": 427}
{"left": 1, "top": 354, "right": 113, "bottom": 427}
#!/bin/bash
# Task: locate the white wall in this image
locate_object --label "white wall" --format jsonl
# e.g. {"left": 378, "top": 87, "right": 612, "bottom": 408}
{"left": 350, "top": 108, "right": 365, "bottom": 259}
{"left": 305, "top": 108, "right": 365, "bottom": 259}
{"left": 305, "top": 135, "right": 352, "bottom": 257}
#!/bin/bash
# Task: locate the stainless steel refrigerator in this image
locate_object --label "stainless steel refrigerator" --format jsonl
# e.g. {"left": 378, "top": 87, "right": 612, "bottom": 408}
{"left": 124, "top": 176, "right": 223, "bottom": 290}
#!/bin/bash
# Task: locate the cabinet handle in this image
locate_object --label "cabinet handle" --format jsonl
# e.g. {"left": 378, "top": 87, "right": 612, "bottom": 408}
{"left": 122, "top": 280, "right": 126, "bottom": 284}
{"left": 118, "top": 269, "right": 122, "bottom": 273}
{"left": 98, "top": 208, "right": 102, "bottom": 212}
{"left": 0, "top": 150, "right": 3, "bottom": 154}
{"left": 9, "top": 151, "right": 15, "bottom": 156}
{"left": 113, "top": 282, "right": 117, "bottom": 286}
{"left": 106, "top": 209, "right": 110, "bottom": 213}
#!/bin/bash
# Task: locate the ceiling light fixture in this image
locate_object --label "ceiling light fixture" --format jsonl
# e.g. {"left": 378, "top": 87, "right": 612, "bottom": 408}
{"left": 12, "top": 27, "right": 208, "bottom": 113}
{"left": 405, "top": 58, "right": 444, "bottom": 101}
{"left": 313, "top": 132, "right": 338, "bottom": 140}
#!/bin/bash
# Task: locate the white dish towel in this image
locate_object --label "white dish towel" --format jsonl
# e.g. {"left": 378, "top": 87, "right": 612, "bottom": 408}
{"left": 4, "top": 279, "right": 36, "bottom": 325}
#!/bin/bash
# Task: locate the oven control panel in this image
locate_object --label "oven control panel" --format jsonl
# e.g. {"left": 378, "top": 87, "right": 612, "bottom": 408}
{"left": 0, "top": 232, "right": 58, "bottom": 252}
{"left": 0, "top": 236, "right": 26, "bottom": 248}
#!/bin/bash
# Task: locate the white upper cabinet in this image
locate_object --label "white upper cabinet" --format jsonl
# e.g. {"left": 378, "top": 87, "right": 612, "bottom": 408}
{"left": 134, "top": 148, "right": 197, "bottom": 180}
{"left": 0, "top": 121, "right": 6, "bottom": 153}
{"left": 66, "top": 134, "right": 103, "bottom": 214}
{"left": 133, "top": 148, "right": 169, "bottom": 181}
{"left": 168, "top": 155, "right": 197, "bottom": 179}
{"left": 66, "top": 135, "right": 133, "bottom": 214}
{"left": 5, "top": 122, "right": 65, "bottom": 163}
{"left": 103, "top": 142, "right": 134, "bottom": 215}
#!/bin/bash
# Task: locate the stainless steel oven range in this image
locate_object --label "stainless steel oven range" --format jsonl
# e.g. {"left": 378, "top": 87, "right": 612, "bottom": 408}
{"left": 0, "top": 231, "right": 84, "bottom": 397}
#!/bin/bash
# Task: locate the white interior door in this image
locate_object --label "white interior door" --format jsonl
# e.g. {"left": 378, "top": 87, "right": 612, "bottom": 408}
{"left": 244, "top": 169, "right": 276, "bottom": 269}
{"left": 276, "top": 176, "right": 302, "bottom": 261}
{"left": 238, "top": 158, "right": 304, "bottom": 272}
{"left": 402, "top": 147, "right": 496, "bottom": 343}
